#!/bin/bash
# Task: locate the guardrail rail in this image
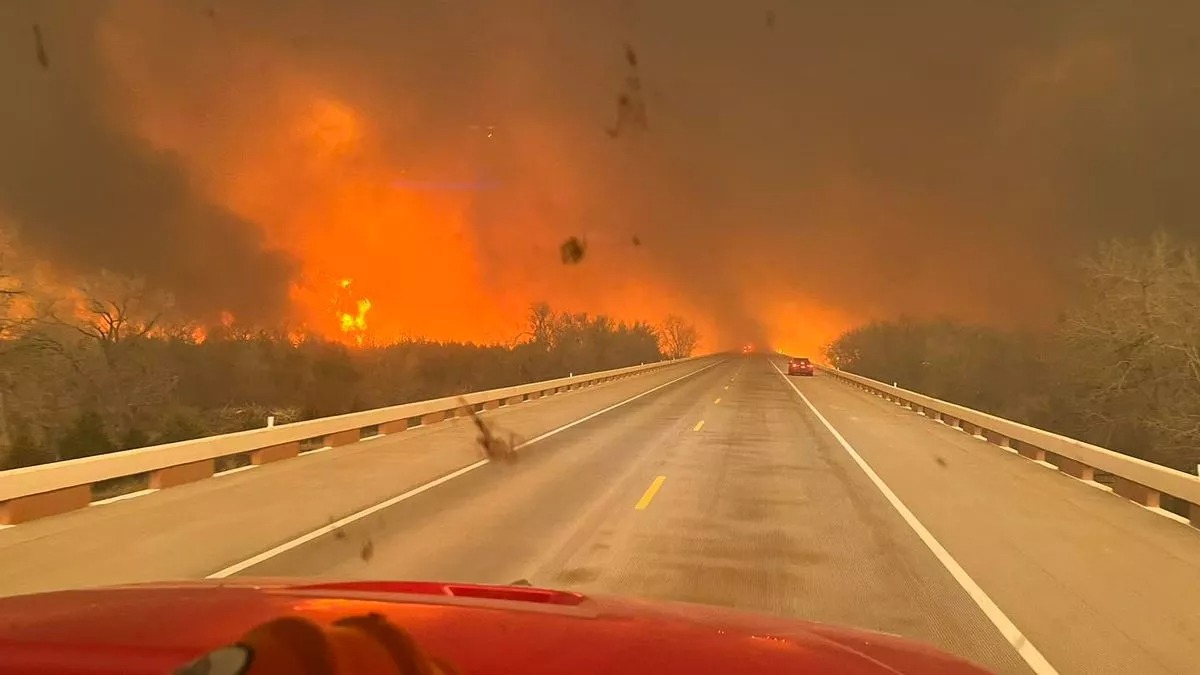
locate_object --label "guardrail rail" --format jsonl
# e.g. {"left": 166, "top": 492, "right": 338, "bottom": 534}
{"left": 818, "top": 365, "right": 1200, "bottom": 529}
{"left": 0, "top": 356, "right": 710, "bottom": 525}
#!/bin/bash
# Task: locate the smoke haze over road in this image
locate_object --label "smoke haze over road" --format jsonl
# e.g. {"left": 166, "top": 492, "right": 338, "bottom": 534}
{"left": 2, "top": 1, "right": 1198, "bottom": 352}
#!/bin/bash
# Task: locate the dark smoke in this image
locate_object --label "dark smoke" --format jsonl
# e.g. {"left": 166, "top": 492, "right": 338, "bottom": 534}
{"left": 5, "top": 1, "right": 1200, "bottom": 346}
{"left": 0, "top": 2, "right": 295, "bottom": 320}
{"left": 418, "top": 0, "right": 1200, "bottom": 343}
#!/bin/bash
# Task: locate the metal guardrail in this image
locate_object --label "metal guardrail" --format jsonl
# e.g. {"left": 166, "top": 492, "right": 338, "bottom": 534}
{"left": 819, "top": 365, "right": 1200, "bottom": 529}
{"left": 0, "top": 356, "right": 710, "bottom": 524}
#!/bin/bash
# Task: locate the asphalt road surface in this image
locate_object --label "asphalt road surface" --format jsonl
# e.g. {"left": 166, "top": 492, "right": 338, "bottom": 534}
{"left": 5, "top": 354, "right": 1200, "bottom": 674}
{"left": 237, "top": 357, "right": 1033, "bottom": 674}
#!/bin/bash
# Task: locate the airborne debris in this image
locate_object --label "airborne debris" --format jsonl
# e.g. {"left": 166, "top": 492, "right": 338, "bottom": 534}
{"left": 766, "top": 10, "right": 776, "bottom": 28}
{"left": 607, "top": 43, "right": 648, "bottom": 138}
{"left": 934, "top": 456, "right": 947, "bottom": 467}
{"left": 360, "top": 538, "right": 375, "bottom": 561}
{"left": 460, "top": 398, "right": 520, "bottom": 463}
{"left": 32, "top": 25, "right": 49, "bottom": 69}
{"left": 631, "top": 235, "right": 641, "bottom": 246}
{"left": 560, "top": 236, "right": 587, "bottom": 265}
{"left": 511, "top": 578, "right": 533, "bottom": 587}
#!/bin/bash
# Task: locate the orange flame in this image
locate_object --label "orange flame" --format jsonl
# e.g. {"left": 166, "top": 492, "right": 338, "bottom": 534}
{"left": 335, "top": 279, "right": 371, "bottom": 346}
{"left": 340, "top": 298, "right": 371, "bottom": 332}
{"left": 95, "top": 7, "right": 867, "bottom": 352}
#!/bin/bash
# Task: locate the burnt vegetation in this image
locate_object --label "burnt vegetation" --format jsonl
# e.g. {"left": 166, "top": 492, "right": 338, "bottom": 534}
{"left": 0, "top": 283, "right": 692, "bottom": 470}
{"left": 826, "top": 234, "right": 1200, "bottom": 473}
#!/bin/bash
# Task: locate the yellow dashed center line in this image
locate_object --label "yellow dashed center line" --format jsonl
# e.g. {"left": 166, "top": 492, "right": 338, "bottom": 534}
{"left": 635, "top": 475, "right": 667, "bottom": 510}
{"left": 693, "top": 420, "right": 705, "bottom": 432}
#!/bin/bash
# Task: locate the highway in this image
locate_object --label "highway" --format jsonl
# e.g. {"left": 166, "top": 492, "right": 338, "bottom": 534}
{"left": 2, "top": 355, "right": 1200, "bottom": 674}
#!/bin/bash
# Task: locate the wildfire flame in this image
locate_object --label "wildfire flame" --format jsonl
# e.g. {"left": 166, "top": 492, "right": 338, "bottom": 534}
{"left": 336, "top": 278, "right": 371, "bottom": 346}
{"left": 97, "top": 9, "right": 819, "bottom": 352}
{"left": 341, "top": 298, "right": 371, "bottom": 333}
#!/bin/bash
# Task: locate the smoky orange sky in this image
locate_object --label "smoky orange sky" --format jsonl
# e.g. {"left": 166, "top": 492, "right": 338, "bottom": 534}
{"left": 2, "top": 1, "right": 1200, "bottom": 356}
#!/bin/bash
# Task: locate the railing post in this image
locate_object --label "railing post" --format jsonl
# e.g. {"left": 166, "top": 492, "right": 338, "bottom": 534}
{"left": 252, "top": 442, "right": 299, "bottom": 465}
{"left": 1113, "top": 477, "right": 1161, "bottom": 508}
{"left": 1050, "top": 455, "right": 1094, "bottom": 481}
{"left": 150, "top": 459, "right": 215, "bottom": 489}
{"left": 0, "top": 487, "right": 91, "bottom": 525}
{"left": 1015, "top": 441, "right": 1046, "bottom": 462}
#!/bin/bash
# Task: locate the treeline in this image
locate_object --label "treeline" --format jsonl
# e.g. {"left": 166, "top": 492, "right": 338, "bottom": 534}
{"left": 825, "top": 234, "right": 1200, "bottom": 473}
{"left": 0, "top": 275, "right": 699, "bottom": 469}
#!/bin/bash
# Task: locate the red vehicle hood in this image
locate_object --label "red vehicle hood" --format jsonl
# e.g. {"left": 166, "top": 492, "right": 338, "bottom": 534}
{"left": 0, "top": 579, "right": 991, "bottom": 674}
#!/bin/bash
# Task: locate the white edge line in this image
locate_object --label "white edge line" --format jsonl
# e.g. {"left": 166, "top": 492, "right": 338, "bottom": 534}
{"left": 834, "top": 373, "right": 1199, "bottom": 530}
{"left": 513, "top": 360, "right": 721, "bottom": 448}
{"left": 207, "top": 359, "right": 724, "bottom": 579}
{"left": 1145, "top": 505, "right": 1190, "bottom": 525}
{"left": 214, "top": 464, "right": 258, "bottom": 477}
{"left": 91, "top": 488, "right": 160, "bottom": 506}
{"left": 770, "top": 361, "right": 1059, "bottom": 675}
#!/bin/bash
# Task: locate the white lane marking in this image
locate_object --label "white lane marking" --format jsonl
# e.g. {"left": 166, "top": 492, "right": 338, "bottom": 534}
{"left": 516, "top": 360, "right": 720, "bottom": 447}
{"left": 90, "top": 488, "right": 159, "bottom": 507}
{"left": 215, "top": 465, "right": 258, "bottom": 477}
{"left": 771, "top": 361, "right": 1059, "bottom": 675}
{"left": 208, "top": 360, "right": 725, "bottom": 579}
{"left": 1146, "top": 506, "right": 1190, "bottom": 525}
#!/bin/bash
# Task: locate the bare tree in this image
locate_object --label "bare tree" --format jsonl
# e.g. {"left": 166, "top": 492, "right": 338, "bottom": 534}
{"left": 0, "top": 260, "right": 39, "bottom": 465}
{"left": 659, "top": 315, "right": 699, "bottom": 359}
{"left": 1059, "top": 233, "right": 1200, "bottom": 468}
{"left": 525, "top": 302, "right": 555, "bottom": 348}
{"left": 44, "top": 271, "right": 181, "bottom": 438}
{"left": 57, "top": 272, "right": 175, "bottom": 359}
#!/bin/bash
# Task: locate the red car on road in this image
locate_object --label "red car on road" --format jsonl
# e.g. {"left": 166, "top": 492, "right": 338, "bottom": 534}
{"left": 0, "top": 579, "right": 992, "bottom": 674}
{"left": 788, "top": 356, "right": 815, "bottom": 376}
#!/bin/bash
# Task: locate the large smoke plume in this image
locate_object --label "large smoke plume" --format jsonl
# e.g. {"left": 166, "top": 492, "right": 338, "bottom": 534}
{"left": 2, "top": 1, "right": 1198, "bottom": 350}
{"left": 0, "top": 2, "right": 296, "bottom": 321}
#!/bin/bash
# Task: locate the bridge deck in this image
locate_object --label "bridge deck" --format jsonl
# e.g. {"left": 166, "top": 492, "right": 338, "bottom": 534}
{"left": 804, "top": 360, "right": 1200, "bottom": 674}
{"left": 2, "top": 355, "right": 1198, "bottom": 674}
{"left": 0, "top": 361, "right": 710, "bottom": 596}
